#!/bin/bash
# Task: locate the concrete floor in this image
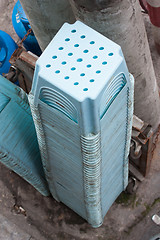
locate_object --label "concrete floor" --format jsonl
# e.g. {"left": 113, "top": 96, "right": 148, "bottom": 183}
{"left": 1, "top": 138, "right": 160, "bottom": 240}
{"left": 0, "top": 2, "right": 160, "bottom": 240}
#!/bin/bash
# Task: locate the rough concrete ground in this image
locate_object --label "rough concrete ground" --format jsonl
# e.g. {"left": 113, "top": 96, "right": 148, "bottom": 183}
{"left": 0, "top": 2, "right": 160, "bottom": 240}
{"left": 0, "top": 0, "right": 18, "bottom": 42}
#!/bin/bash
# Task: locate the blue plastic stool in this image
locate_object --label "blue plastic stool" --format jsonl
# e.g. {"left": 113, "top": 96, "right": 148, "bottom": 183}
{"left": 29, "top": 21, "right": 134, "bottom": 227}
{"left": 0, "top": 30, "right": 17, "bottom": 75}
{"left": 0, "top": 75, "right": 50, "bottom": 196}
{"left": 12, "top": 0, "right": 42, "bottom": 56}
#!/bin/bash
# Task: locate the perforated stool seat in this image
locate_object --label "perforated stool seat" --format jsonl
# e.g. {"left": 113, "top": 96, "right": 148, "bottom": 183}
{"left": 29, "top": 21, "right": 134, "bottom": 227}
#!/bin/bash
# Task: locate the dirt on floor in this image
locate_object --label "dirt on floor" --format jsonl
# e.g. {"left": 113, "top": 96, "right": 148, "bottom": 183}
{"left": 1, "top": 134, "right": 160, "bottom": 240}
{"left": 0, "top": 1, "right": 160, "bottom": 240}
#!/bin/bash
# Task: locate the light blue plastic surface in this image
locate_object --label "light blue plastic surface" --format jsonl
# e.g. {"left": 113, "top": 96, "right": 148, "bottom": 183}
{"left": 0, "top": 75, "right": 49, "bottom": 196}
{"left": 29, "top": 21, "right": 134, "bottom": 227}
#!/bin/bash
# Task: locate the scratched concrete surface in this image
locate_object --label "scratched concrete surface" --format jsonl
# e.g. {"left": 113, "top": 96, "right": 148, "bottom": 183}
{"left": 0, "top": 1, "right": 160, "bottom": 240}
{"left": 0, "top": 214, "right": 35, "bottom": 240}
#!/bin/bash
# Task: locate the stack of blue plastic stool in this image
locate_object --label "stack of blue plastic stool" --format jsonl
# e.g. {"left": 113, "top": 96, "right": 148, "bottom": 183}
{"left": 29, "top": 21, "right": 134, "bottom": 227}
{"left": 0, "top": 75, "right": 49, "bottom": 196}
